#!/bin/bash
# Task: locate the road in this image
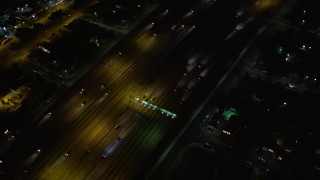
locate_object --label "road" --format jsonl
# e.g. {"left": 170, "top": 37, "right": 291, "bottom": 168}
{"left": 142, "top": 0, "right": 295, "bottom": 179}
{"left": 1, "top": 0, "right": 222, "bottom": 179}
{"left": 0, "top": 0, "right": 97, "bottom": 72}
{"left": 1, "top": 0, "right": 285, "bottom": 179}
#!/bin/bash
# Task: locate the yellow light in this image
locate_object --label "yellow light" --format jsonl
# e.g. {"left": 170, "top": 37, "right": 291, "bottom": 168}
{"left": 134, "top": 32, "right": 157, "bottom": 51}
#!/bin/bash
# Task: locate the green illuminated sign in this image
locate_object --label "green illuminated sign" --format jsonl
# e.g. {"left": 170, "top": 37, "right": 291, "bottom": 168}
{"left": 222, "top": 107, "right": 238, "bottom": 121}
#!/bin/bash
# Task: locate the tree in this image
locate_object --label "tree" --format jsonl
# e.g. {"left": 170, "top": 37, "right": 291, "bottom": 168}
{"left": 15, "top": 27, "right": 33, "bottom": 40}
{"left": 33, "top": 23, "right": 45, "bottom": 32}
{"left": 48, "top": 10, "right": 64, "bottom": 20}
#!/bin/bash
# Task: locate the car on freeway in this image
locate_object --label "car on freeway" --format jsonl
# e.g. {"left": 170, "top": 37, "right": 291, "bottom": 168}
{"left": 81, "top": 101, "right": 87, "bottom": 107}
{"left": 79, "top": 88, "right": 85, "bottom": 94}
{"left": 101, "top": 136, "right": 123, "bottom": 159}
{"left": 114, "top": 124, "right": 120, "bottom": 129}
{"left": 180, "top": 91, "right": 192, "bottom": 104}
{"left": 171, "top": 21, "right": 184, "bottom": 30}
{"left": 224, "top": 30, "right": 238, "bottom": 41}
{"left": 116, "top": 136, "right": 123, "bottom": 142}
{"left": 65, "top": 150, "right": 71, "bottom": 156}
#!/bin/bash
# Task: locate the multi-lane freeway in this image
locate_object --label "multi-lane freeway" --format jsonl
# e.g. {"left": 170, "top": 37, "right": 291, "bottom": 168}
{"left": 1, "top": 0, "right": 284, "bottom": 179}
{"left": 1, "top": 0, "right": 217, "bottom": 179}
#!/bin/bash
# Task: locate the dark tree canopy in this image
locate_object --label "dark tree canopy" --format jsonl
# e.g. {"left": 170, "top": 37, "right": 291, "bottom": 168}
{"left": 48, "top": 9, "right": 64, "bottom": 20}
{"left": 15, "top": 27, "right": 34, "bottom": 40}
{"left": 33, "top": 23, "right": 45, "bottom": 32}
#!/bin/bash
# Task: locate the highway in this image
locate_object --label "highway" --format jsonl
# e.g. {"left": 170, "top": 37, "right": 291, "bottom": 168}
{"left": 1, "top": 0, "right": 283, "bottom": 179}
{"left": 140, "top": 0, "right": 291, "bottom": 179}
{"left": 1, "top": 0, "right": 220, "bottom": 179}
